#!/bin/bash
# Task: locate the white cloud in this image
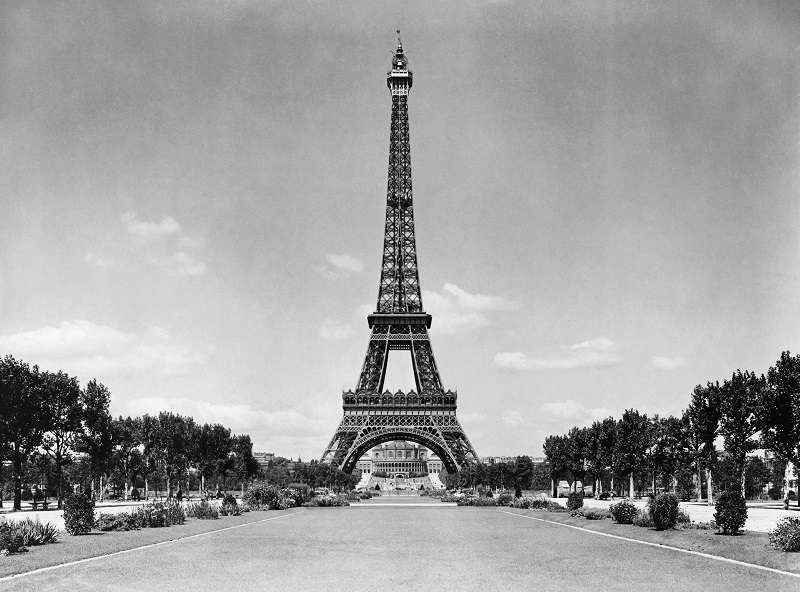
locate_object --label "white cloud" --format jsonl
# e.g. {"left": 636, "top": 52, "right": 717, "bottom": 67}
{"left": 121, "top": 212, "right": 206, "bottom": 276}
{"left": 649, "top": 356, "right": 687, "bottom": 370}
{"left": 84, "top": 252, "right": 114, "bottom": 268}
{"left": 423, "top": 283, "right": 517, "bottom": 335}
{"left": 494, "top": 337, "right": 622, "bottom": 371}
{"left": 539, "top": 400, "right": 613, "bottom": 422}
{"left": 503, "top": 410, "right": 524, "bottom": 426}
{"left": 0, "top": 320, "right": 212, "bottom": 378}
{"left": 318, "top": 318, "right": 356, "bottom": 341}
{"left": 122, "top": 213, "right": 181, "bottom": 242}
{"left": 315, "top": 253, "right": 365, "bottom": 278}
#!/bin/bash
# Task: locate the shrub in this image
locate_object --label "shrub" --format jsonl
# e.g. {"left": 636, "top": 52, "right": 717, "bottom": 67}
{"left": 457, "top": 496, "right": 497, "bottom": 507}
{"left": 8, "top": 517, "right": 59, "bottom": 545}
{"left": 546, "top": 501, "right": 568, "bottom": 513}
{"left": 676, "top": 508, "right": 691, "bottom": 524}
{"left": 566, "top": 491, "right": 584, "bottom": 511}
{"left": 219, "top": 494, "right": 241, "bottom": 516}
{"left": 186, "top": 500, "right": 219, "bottom": 519}
{"left": 346, "top": 491, "right": 361, "bottom": 502}
{"left": 769, "top": 517, "right": 800, "bottom": 552}
{"left": 0, "top": 520, "right": 26, "bottom": 554}
{"left": 632, "top": 509, "right": 655, "bottom": 528}
{"left": 580, "top": 508, "right": 610, "bottom": 520}
{"left": 768, "top": 487, "right": 783, "bottom": 501}
{"left": 287, "top": 483, "right": 311, "bottom": 503}
{"left": 131, "top": 501, "right": 186, "bottom": 528}
{"left": 244, "top": 482, "right": 289, "bottom": 510}
{"left": 304, "top": 494, "right": 349, "bottom": 507}
{"left": 496, "top": 493, "right": 514, "bottom": 507}
{"left": 360, "top": 490, "right": 373, "bottom": 499}
{"left": 418, "top": 490, "right": 428, "bottom": 497}
{"left": 714, "top": 491, "right": 748, "bottom": 534}
{"left": 791, "top": 490, "right": 798, "bottom": 501}
{"left": 63, "top": 493, "right": 96, "bottom": 535}
{"left": 648, "top": 493, "right": 679, "bottom": 530}
{"left": 609, "top": 500, "right": 638, "bottom": 524}
{"left": 441, "top": 493, "right": 461, "bottom": 503}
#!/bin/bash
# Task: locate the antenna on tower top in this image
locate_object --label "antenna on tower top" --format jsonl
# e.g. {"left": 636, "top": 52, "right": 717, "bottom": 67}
{"left": 397, "top": 30, "right": 402, "bottom": 46}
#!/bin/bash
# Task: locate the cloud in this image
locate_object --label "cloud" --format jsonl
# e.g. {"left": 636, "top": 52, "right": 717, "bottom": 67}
{"left": 649, "top": 356, "right": 687, "bottom": 370}
{"left": 539, "top": 400, "right": 613, "bottom": 422}
{"left": 502, "top": 410, "right": 524, "bottom": 427}
{"left": 315, "top": 253, "right": 365, "bottom": 278}
{"left": 0, "top": 320, "right": 212, "bottom": 379}
{"left": 318, "top": 318, "right": 356, "bottom": 341}
{"left": 494, "top": 337, "right": 622, "bottom": 371}
{"left": 84, "top": 252, "right": 114, "bottom": 268}
{"left": 423, "top": 283, "right": 517, "bottom": 335}
{"left": 458, "top": 412, "right": 487, "bottom": 424}
{"left": 121, "top": 212, "right": 206, "bottom": 276}
{"left": 122, "top": 213, "right": 181, "bottom": 242}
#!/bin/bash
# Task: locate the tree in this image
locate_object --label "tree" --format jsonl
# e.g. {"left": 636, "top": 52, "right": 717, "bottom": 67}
{"left": 153, "top": 412, "right": 195, "bottom": 498}
{"left": 111, "top": 416, "right": 143, "bottom": 500}
{"left": 512, "top": 456, "right": 534, "bottom": 497}
{"left": 543, "top": 435, "right": 570, "bottom": 497}
{"left": 40, "top": 370, "right": 82, "bottom": 509}
{"left": 585, "top": 419, "right": 616, "bottom": 497}
{"left": 196, "top": 423, "right": 232, "bottom": 496}
{"left": 761, "top": 351, "right": 800, "bottom": 505}
{"left": 615, "top": 409, "right": 649, "bottom": 497}
{"left": 75, "top": 380, "right": 114, "bottom": 500}
{"left": 0, "top": 356, "right": 52, "bottom": 510}
{"left": 230, "top": 434, "right": 259, "bottom": 490}
{"left": 566, "top": 427, "right": 588, "bottom": 494}
{"left": 688, "top": 382, "right": 722, "bottom": 504}
{"left": 744, "top": 456, "right": 770, "bottom": 500}
{"left": 719, "top": 370, "right": 764, "bottom": 494}
{"left": 653, "top": 414, "right": 691, "bottom": 494}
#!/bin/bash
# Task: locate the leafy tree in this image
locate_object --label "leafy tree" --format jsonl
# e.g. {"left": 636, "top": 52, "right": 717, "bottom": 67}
{"left": 196, "top": 423, "right": 232, "bottom": 496}
{"left": 584, "top": 418, "right": 616, "bottom": 497}
{"left": 40, "top": 370, "right": 82, "bottom": 509}
{"left": 653, "top": 415, "right": 691, "bottom": 494}
{"left": 0, "top": 356, "right": 52, "bottom": 510}
{"left": 75, "top": 380, "right": 114, "bottom": 500}
{"left": 566, "top": 427, "right": 588, "bottom": 495}
{"left": 230, "top": 434, "right": 259, "bottom": 489}
{"left": 111, "top": 416, "right": 143, "bottom": 500}
{"left": 512, "top": 456, "right": 534, "bottom": 497}
{"left": 687, "top": 382, "right": 722, "bottom": 504}
{"left": 543, "top": 435, "right": 572, "bottom": 497}
{"left": 719, "top": 370, "right": 764, "bottom": 493}
{"left": 744, "top": 456, "right": 770, "bottom": 500}
{"left": 761, "top": 351, "right": 800, "bottom": 504}
{"left": 615, "top": 409, "right": 650, "bottom": 497}
{"left": 153, "top": 412, "right": 195, "bottom": 498}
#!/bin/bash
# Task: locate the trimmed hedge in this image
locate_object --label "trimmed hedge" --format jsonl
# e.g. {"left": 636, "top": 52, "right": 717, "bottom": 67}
{"left": 714, "top": 491, "right": 747, "bottom": 534}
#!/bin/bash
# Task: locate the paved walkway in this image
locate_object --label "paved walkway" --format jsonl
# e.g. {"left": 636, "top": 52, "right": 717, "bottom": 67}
{"left": 2, "top": 506, "right": 796, "bottom": 591}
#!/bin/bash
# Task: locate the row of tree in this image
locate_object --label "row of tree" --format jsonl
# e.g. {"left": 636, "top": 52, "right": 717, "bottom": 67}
{"left": 542, "top": 351, "right": 800, "bottom": 503}
{"left": 0, "top": 355, "right": 258, "bottom": 510}
{"left": 443, "top": 455, "right": 550, "bottom": 495}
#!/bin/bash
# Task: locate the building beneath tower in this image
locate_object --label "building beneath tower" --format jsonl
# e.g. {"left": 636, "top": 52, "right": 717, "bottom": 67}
{"left": 355, "top": 441, "right": 443, "bottom": 478}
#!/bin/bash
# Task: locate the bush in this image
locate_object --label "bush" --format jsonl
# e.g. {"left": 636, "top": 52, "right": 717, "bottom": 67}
{"left": 244, "top": 482, "right": 290, "bottom": 510}
{"left": 496, "top": 493, "right": 514, "bottom": 507}
{"left": 769, "top": 517, "right": 800, "bottom": 552}
{"left": 768, "top": 487, "right": 783, "bottom": 501}
{"left": 676, "top": 508, "right": 691, "bottom": 525}
{"left": 790, "top": 490, "right": 798, "bottom": 501}
{"left": 346, "top": 491, "right": 361, "bottom": 502}
{"left": 547, "top": 501, "right": 568, "bottom": 513}
{"left": 63, "top": 493, "right": 96, "bottom": 535}
{"left": 185, "top": 500, "right": 219, "bottom": 519}
{"left": 714, "top": 491, "right": 748, "bottom": 534}
{"left": 97, "top": 512, "right": 140, "bottom": 531}
{"left": 633, "top": 509, "right": 655, "bottom": 528}
{"left": 566, "top": 491, "right": 584, "bottom": 511}
{"left": 580, "top": 508, "right": 610, "bottom": 520}
{"left": 304, "top": 494, "right": 349, "bottom": 507}
{"left": 7, "top": 517, "right": 59, "bottom": 546}
{"left": 131, "top": 501, "right": 185, "bottom": 528}
{"left": 609, "top": 500, "right": 638, "bottom": 524}
{"left": 457, "top": 496, "right": 497, "bottom": 507}
{"left": 0, "top": 519, "right": 26, "bottom": 554}
{"left": 219, "top": 493, "right": 241, "bottom": 516}
{"left": 418, "top": 490, "right": 428, "bottom": 497}
{"left": 648, "top": 493, "right": 679, "bottom": 530}
{"left": 360, "top": 490, "right": 373, "bottom": 499}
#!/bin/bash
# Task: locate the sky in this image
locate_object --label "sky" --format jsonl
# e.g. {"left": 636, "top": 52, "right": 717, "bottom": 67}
{"left": 1, "top": 1, "right": 799, "bottom": 460}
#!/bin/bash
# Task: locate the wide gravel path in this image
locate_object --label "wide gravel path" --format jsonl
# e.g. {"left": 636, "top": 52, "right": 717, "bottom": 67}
{"left": 2, "top": 503, "right": 796, "bottom": 591}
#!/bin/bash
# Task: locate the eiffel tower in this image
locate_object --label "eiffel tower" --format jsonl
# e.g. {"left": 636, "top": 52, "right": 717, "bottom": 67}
{"left": 320, "top": 36, "right": 479, "bottom": 474}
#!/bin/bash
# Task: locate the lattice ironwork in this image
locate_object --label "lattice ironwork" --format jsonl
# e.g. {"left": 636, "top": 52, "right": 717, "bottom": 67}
{"left": 320, "top": 37, "right": 478, "bottom": 474}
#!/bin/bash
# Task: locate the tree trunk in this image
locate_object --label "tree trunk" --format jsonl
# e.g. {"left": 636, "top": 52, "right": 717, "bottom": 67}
{"left": 610, "top": 473, "right": 614, "bottom": 495}
{"left": 166, "top": 474, "right": 172, "bottom": 500}
{"left": 13, "top": 446, "right": 23, "bottom": 511}
{"left": 145, "top": 477, "right": 149, "bottom": 500}
{"left": 551, "top": 478, "right": 555, "bottom": 498}
{"left": 124, "top": 479, "right": 129, "bottom": 501}
{"left": 201, "top": 474, "right": 205, "bottom": 499}
{"left": 629, "top": 472, "right": 634, "bottom": 498}
{"left": 56, "top": 457, "right": 63, "bottom": 509}
{"left": 705, "top": 468, "right": 713, "bottom": 505}
{"left": 90, "top": 477, "right": 96, "bottom": 501}
{"left": 696, "top": 457, "right": 703, "bottom": 502}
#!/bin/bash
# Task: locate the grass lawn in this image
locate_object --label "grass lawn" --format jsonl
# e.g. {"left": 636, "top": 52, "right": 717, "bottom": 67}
{"left": 0, "top": 509, "right": 291, "bottom": 579}
{"left": 502, "top": 507, "right": 800, "bottom": 574}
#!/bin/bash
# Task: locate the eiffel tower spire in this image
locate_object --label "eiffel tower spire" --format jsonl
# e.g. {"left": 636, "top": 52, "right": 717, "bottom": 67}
{"left": 321, "top": 37, "right": 478, "bottom": 474}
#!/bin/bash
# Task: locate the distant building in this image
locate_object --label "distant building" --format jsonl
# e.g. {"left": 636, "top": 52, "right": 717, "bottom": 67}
{"left": 355, "top": 441, "right": 442, "bottom": 478}
{"left": 253, "top": 452, "right": 275, "bottom": 470}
